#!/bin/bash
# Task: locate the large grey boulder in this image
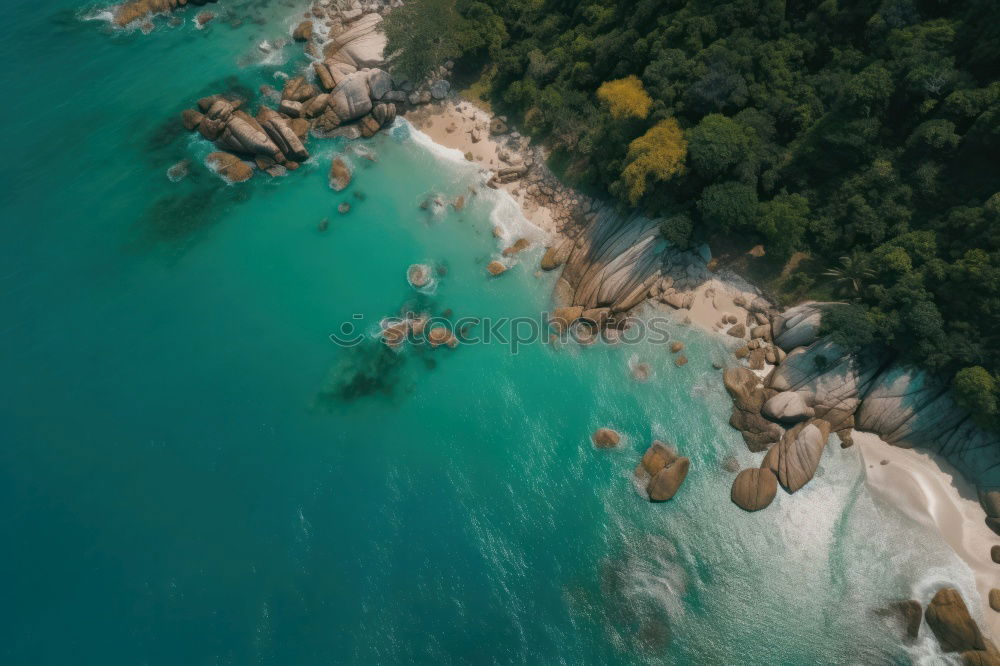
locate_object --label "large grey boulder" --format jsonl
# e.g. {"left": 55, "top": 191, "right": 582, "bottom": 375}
{"left": 324, "top": 13, "right": 386, "bottom": 69}
{"left": 366, "top": 69, "right": 392, "bottom": 100}
{"left": 762, "top": 391, "right": 814, "bottom": 423}
{"left": 216, "top": 111, "right": 283, "bottom": 160}
{"left": 856, "top": 364, "right": 1000, "bottom": 488}
{"left": 773, "top": 302, "right": 828, "bottom": 351}
{"left": 328, "top": 71, "right": 374, "bottom": 122}
{"left": 768, "top": 338, "right": 883, "bottom": 431}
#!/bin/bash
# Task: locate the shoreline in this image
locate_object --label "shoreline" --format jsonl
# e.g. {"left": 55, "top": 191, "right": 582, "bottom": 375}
{"left": 404, "top": 99, "right": 766, "bottom": 334}
{"left": 855, "top": 431, "right": 1000, "bottom": 640}
{"left": 411, "top": 94, "right": 999, "bottom": 643}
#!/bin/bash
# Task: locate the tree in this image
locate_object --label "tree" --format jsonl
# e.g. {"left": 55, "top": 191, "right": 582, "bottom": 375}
{"left": 686, "top": 113, "right": 758, "bottom": 179}
{"left": 952, "top": 366, "right": 999, "bottom": 426}
{"left": 384, "top": 0, "right": 467, "bottom": 81}
{"left": 754, "top": 192, "right": 809, "bottom": 259}
{"left": 697, "top": 181, "right": 757, "bottom": 231}
{"left": 820, "top": 304, "right": 877, "bottom": 350}
{"left": 658, "top": 213, "right": 693, "bottom": 249}
{"left": 822, "top": 254, "right": 875, "bottom": 296}
{"left": 617, "top": 118, "right": 687, "bottom": 204}
{"left": 596, "top": 76, "right": 652, "bottom": 119}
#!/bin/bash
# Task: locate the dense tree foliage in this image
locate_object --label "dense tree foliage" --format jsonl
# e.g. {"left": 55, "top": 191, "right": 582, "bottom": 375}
{"left": 403, "top": 0, "right": 1000, "bottom": 415}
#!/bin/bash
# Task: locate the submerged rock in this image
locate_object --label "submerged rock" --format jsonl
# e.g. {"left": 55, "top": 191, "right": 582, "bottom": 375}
{"left": 329, "top": 156, "right": 351, "bottom": 191}
{"left": 407, "top": 264, "right": 431, "bottom": 288}
{"left": 486, "top": 260, "right": 507, "bottom": 276}
{"left": 592, "top": 428, "right": 621, "bottom": 448}
{"left": 206, "top": 152, "right": 252, "bottom": 183}
{"left": 924, "top": 588, "right": 986, "bottom": 653}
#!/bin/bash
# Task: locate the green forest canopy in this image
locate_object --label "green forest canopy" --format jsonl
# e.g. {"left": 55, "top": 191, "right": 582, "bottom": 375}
{"left": 387, "top": 0, "right": 1000, "bottom": 422}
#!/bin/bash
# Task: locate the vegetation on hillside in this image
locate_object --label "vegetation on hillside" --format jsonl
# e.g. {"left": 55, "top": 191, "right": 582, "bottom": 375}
{"left": 391, "top": 0, "right": 1000, "bottom": 419}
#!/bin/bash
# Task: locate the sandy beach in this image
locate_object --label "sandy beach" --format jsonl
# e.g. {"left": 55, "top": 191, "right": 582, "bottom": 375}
{"left": 856, "top": 431, "right": 999, "bottom": 640}
{"left": 405, "top": 100, "right": 560, "bottom": 235}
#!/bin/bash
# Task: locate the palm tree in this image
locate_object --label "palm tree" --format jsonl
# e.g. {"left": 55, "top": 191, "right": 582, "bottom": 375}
{"left": 823, "top": 254, "right": 875, "bottom": 297}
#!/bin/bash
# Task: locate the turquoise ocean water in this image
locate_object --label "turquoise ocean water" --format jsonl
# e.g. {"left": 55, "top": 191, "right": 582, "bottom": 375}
{"left": 0, "top": 1, "right": 985, "bottom": 663}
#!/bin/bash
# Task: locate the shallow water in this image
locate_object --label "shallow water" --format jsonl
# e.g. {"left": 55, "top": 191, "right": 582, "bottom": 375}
{"left": 0, "top": 1, "right": 985, "bottom": 663}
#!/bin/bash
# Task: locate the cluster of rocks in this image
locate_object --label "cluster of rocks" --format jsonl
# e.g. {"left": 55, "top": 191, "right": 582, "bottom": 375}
{"left": 720, "top": 301, "right": 1000, "bottom": 535}
{"left": 380, "top": 314, "right": 458, "bottom": 349}
{"left": 882, "top": 588, "right": 1000, "bottom": 664}
{"left": 293, "top": 2, "right": 456, "bottom": 113}
{"left": 634, "top": 441, "right": 690, "bottom": 502}
{"left": 173, "top": 2, "right": 413, "bottom": 182}
{"left": 112, "top": 0, "right": 217, "bottom": 27}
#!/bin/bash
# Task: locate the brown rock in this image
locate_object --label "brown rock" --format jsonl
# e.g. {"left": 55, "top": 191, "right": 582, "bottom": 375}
{"left": 638, "top": 441, "right": 677, "bottom": 476}
{"left": 328, "top": 157, "right": 351, "bottom": 191}
{"left": 674, "top": 355, "right": 688, "bottom": 366}
{"left": 551, "top": 306, "right": 583, "bottom": 333}
{"left": 206, "top": 152, "right": 252, "bottom": 183}
{"left": 889, "top": 599, "right": 923, "bottom": 639}
{"left": 427, "top": 326, "right": 456, "bottom": 348}
{"left": 581, "top": 307, "right": 611, "bottom": 327}
{"left": 292, "top": 20, "right": 312, "bottom": 41}
{"left": 592, "top": 428, "right": 621, "bottom": 449}
{"left": 502, "top": 238, "right": 530, "bottom": 256}
{"left": 961, "top": 651, "right": 1000, "bottom": 666}
{"left": 723, "top": 367, "right": 765, "bottom": 413}
{"left": 992, "top": 545, "right": 1000, "bottom": 564}
{"left": 990, "top": 589, "right": 1000, "bottom": 612}
{"left": 647, "top": 457, "right": 690, "bottom": 502}
{"left": 727, "top": 323, "right": 746, "bottom": 338}
{"left": 486, "top": 260, "right": 507, "bottom": 276}
{"left": 181, "top": 108, "right": 203, "bottom": 131}
{"left": 729, "top": 407, "right": 782, "bottom": 452}
{"left": 925, "top": 588, "right": 986, "bottom": 652}
{"left": 670, "top": 342, "right": 684, "bottom": 353}
{"left": 731, "top": 468, "right": 778, "bottom": 511}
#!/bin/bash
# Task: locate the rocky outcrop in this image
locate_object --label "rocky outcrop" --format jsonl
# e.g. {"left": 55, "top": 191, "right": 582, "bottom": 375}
{"left": 327, "top": 71, "right": 374, "bottom": 122}
{"left": 762, "top": 419, "right": 831, "bottom": 493}
{"left": 767, "top": 338, "right": 885, "bottom": 432}
{"left": 722, "top": 302, "right": 1000, "bottom": 523}
{"left": 635, "top": 442, "right": 689, "bottom": 502}
{"left": 731, "top": 468, "right": 778, "bottom": 511}
{"left": 113, "top": 0, "right": 217, "bottom": 27}
{"left": 762, "top": 391, "right": 814, "bottom": 423}
{"left": 553, "top": 205, "right": 664, "bottom": 316}
{"left": 257, "top": 107, "right": 309, "bottom": 162}
{"left": 329, "top": 157, "right": 351, "bottom": 191}
{"left": 925, "top": 588, "right": 987, "bottom": 653}
{"left": 323, "top": 13, "right": 386, "bottom": 69}
{"left": 206, "top": 152, "right": 252, "bottom": 183}
{"left": 772, "top": 302, "right": 829, "bottom": 351}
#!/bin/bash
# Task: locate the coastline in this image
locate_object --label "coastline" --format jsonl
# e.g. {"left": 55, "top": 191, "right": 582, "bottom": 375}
{"left": 411, "top": 93, "right": 999, "bottom": 642}
{"left": 855, "top": 431, "right": 1000, "bottom": 639}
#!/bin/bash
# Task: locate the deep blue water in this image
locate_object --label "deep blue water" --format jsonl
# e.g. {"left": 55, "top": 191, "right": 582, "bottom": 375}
{"left": 0, "top": 1, "right": 983, "bottom": 664}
